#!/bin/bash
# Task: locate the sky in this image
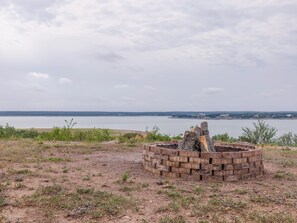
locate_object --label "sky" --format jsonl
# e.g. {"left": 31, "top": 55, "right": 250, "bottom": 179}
{"left": 0, "top": 0, "right": 297, "bottom": 111}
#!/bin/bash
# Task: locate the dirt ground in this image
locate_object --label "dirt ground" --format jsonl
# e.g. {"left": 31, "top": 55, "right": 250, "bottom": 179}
{"left": 0, "top": 140, "right": 297, "bottom": 223}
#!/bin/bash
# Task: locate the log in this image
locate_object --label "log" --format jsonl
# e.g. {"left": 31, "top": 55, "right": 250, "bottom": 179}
{"left": 199, "top": 135, "right": 215, "bottom": 152}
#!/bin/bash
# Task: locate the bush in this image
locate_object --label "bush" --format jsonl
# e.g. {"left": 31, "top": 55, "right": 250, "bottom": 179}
{"left": 145, "top": 126, "right": 171, "bottom": 142}
{"left": 212, "top": 133, "right": 237, "bottom": 143}
{"left": 275, "top": 132, "right": 297, "bottom": 147}
{"left": 239, "top": 120, "right": 277, "bottom": 144}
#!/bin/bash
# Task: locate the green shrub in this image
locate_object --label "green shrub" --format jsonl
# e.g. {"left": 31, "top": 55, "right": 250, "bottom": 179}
{"left": 239, "top": 120, "right": 277, "bottom": 144}
{"left": 276, "top": 132, "right": 297, "bottom": 147}
{"left": 212, "top": 133, "right": 237, "bottom": 142}
{"left": 145, "top": 126, "right": 171, "bottom": 142}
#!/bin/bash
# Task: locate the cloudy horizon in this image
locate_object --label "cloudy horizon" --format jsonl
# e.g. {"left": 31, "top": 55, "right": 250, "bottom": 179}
{"left": 1, "top": 0, "right": 297, "bottom": 111}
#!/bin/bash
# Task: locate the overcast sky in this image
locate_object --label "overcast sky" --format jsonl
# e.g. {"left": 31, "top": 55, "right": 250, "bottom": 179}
{"left": 0, "top": 0, "right": 296, "bottom": 111}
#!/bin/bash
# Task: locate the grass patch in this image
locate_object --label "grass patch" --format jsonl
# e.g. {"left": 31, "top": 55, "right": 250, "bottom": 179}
{"left": 274, "top": 171, "right": 296, "bottom": 181}
{"left": 46, "top": 157, "right": 67, "bottom": 162}
{"left": 159, "top": 215, "right": 187, "bottom": 223}
{"left": 248, "top": 211, "right": 296, "bottom": 223}
{"left": 263, "top": 147, "right": 297, "bottom": 167}
{"left": 23, "top": 184, "right": 137, "bottom": 220}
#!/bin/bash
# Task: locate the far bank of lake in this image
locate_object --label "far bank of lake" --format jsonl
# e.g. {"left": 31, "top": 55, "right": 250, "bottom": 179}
{"left": 1, "top": 116, "right": 297, "bottom": 137}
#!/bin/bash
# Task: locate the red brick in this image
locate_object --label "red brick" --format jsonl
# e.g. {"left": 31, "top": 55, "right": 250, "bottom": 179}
{"left": 200, "top": 152, "right": 222, "bottom": 159}
{"left": 211, "top": 158, "right": 232, "bottom": 165}
{"left": 162, "top": 160, "right": 180, "bottom": 168}
{"left": 154, "top": 154, "right": 169, "bottom": 160}
{"left": 248, "top": 156, "right": 261, "bottom": 162}
{"left": 179, "top": 150, "right": 199, "bottom": 157}
{"left": 150, "top": 146, "right": 162, "bottom": 154}
{"left": 162, "top": 149, "right": 179, "bottom": 156}
{"left": 200, "top": 164, "right": 213, "bottom": 171}
{"left": 180, "top": 163, "right": 192, "bottom": 169}
{"left": 222, "top": 152, "right": 242, "bottom": 159}
{"left": 212, "top": 164, "right": 222, "bottom": 171}
{"left": 224, "top": 164, "right": 234, "bottom": 170}
{"left": 233, "top": 157, "right": 248, "bottom": 164}
{"left": 234, "top": 169, "right": 249, "bottom": 175}
{"left": 213, "top": 170, "right": 224, "bottom": 176}
{"left": 233, "top": 164, "right": 242, "bottom": 170}
{"left": 156, "top": 164, "right": 170, "bottom": 172}
{"left": 241, "top": 163, "right": 250, "bottom": 169}
{"left": 169, "top": 156, "right": 188, "bottom": 163}
{"left": 171, "top": 167, "right": 191, "bottom": 174}
{"left": 241, "top": 151, "right": 254, "bottom": 157}
{"left": 189, "top": 157, "right": 209, "bottom": 164}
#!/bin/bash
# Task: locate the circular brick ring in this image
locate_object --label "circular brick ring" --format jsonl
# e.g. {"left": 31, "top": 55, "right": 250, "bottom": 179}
{"left": 142, "top": 142, "right": 264, "bottom": 182}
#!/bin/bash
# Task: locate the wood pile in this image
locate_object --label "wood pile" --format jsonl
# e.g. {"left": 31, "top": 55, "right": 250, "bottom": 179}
{"left": 177, "top": 122, "right": 216, "bottom": 152}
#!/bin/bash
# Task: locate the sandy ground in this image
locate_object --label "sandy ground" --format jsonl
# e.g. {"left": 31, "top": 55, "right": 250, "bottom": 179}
{"left": 0, "top": 141, "right": 297, "bottom": 223}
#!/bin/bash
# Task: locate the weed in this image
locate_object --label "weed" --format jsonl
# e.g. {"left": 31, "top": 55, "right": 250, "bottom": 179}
{"left": 248, "top": 211, "right": 296, "bottom": 223}
{"left": 83, "top": 176, "right": 91, "bottom": 181}
{"left": 119, "top": 186, "right": 134, "bottom": 192}
{"left": 145, "top": 126, "right": 172, "bottom": 142}
{"left": 15, "top": 182, "right": 26, "bottom": 189}
{"left": 274, "top": 171, "right": 296, "bottom": 181}
{"left": 24, "top": 185, "right": 136, "bottom": 220}
{"left": 159, "top": 215, "right": 186, "bottom": 223}
{"left": 235, "top": 189, "right": 248, "bottom": 195}
{"left": 194, "top": 186, "right": 204, "bottom": 195}
{"left": 141, "top": 183, "right": 149, "bottom": 188}
{"left": 121, "top": 172, "right": 130, "bottom": 183}
{"left": 47, "top": 157, "right": 66, "bottom": 162}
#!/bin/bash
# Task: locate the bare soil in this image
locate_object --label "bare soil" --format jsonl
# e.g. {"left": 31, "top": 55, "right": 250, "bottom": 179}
{"left": 0, "top": 140, "right": 297, "bottom": 223}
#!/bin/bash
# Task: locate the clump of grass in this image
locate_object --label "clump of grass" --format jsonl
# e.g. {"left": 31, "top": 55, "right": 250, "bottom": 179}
{"left": 121, "top": 172, "right": 130, "bottom": 183}
{"left": 47, "top": 157, "right": 66, "bottom": 162}
{"left": 274, "top": 171, "right": 296, "bottom": 181}
{"left": 24, "top": 184, "right": 136, "bottom": 220}
{"left": 159, "top": 215, "right": 186, "bottom": 223}
{"left": 15, "top": 182, "right": 26, "bottom": 189}
{"left": 119, "top": 186, "right": 134, "bottom": 192}
{"left": 248, "top": 211, "right": 296, "bottom": 223}
{"left": 195, "top": 186, "right": 205, "bottom": 195}
{"left": 145, "top": 126, "right": 172, "bottom": 142}
{"left": 0, "top": 183, "right": 7, "bottom": 210}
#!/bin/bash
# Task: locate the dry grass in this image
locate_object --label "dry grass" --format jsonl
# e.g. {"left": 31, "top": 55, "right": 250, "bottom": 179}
{"left": 0, "top": 140, "right": 297, "bottom": 222}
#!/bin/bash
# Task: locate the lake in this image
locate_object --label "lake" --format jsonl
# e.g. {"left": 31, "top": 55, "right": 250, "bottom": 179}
{"left": 1, "top": 116, "right": 297, "bottom": 137}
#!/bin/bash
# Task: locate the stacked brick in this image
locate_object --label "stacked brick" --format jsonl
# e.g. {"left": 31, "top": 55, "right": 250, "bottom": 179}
{"left": 142, "top": 142, "right": 264, "bottom": 182}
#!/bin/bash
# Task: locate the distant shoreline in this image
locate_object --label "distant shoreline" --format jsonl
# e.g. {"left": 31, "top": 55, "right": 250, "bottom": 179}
{"left": 0, "top": 111, "right": 297, "bottom": 120}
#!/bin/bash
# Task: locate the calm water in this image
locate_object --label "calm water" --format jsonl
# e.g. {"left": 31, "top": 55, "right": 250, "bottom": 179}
{"left": 0, "top": 116, "right": 297, "bottom": 137}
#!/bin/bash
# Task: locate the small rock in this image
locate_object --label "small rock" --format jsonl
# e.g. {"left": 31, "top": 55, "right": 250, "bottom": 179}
{"left": 156, "top": 180, "right": 163, "bottom": 185}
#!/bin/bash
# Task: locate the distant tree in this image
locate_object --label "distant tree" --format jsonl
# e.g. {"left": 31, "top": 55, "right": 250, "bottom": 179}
{"left": 239, "top": 120, "right": 277, "bottom": 144}
{"left": 212, "top": 133, "right": 237, "bottom": 143}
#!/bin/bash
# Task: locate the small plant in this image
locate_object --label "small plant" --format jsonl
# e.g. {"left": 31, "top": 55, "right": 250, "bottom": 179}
{"left": 212, "top": 133, "right": 237, "bottom": 142}
{"left": 121, "top": 172, "right": 130, "bottom": 183}
{"left": 195, "top": 186, "right": 205, "bottom": 194}
{"left": 15, "top": 182, "right": 26, "bottom": 189}
{"left": 239, "top": 119, "right": 277, "bottom": 144}
{"left": 64, "top": 118, "right": 77, "bottom": 129}
{"left": 47, "top": 157, "right": 65, "bottom": 162}
{"left": 274, "top": 171, "right": 296, "bottom": 181}
{"left": 159, "top": 215, "right": 186, "bottom": 223}
{"left": 145, "top": 126, "right": 171, "bottom": 142}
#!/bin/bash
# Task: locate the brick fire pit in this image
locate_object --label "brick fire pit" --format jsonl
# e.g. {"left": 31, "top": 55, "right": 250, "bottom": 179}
{"left": 142, "top": 142, "right": 264, "bottom": 182}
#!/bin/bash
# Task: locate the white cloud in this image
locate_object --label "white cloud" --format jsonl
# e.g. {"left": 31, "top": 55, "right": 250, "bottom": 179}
{"left": 28, "top": 72, "right": 49, "bottom": 79}
{"left": 59, "top": 77, "right": 72, "bottom": 84}
{"left": 113, "top": 84, "right": 131, "bottom": 89}
{"left": 202, "top": 88, "right": 224, "bottom": 95}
